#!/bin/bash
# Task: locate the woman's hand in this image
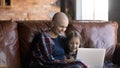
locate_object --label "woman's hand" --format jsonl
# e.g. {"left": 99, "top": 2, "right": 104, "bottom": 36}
{"left": 63, "top": 56, "right": 74, "bottom": 63}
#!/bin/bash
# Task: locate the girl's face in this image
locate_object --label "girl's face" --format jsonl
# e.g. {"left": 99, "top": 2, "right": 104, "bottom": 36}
{"left": 68, "top": 37, "right": 80, "bottom": 53}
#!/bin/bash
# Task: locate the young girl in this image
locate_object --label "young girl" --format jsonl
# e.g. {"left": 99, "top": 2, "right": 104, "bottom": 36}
{"left": 53, "top": 30, "right": 87, "bottom": 68}
{"left": 64, "top": 30, "right": 82, "bottom": 62}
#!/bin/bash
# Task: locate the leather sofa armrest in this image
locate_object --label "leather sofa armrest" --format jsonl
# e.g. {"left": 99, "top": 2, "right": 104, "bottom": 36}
{"left": 112, "top": 43, "right": 120, "bottom": 65}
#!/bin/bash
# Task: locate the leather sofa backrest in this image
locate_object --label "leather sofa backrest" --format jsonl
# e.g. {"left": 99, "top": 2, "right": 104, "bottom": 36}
{"left": 0, "top": 20, "right": 20, "bottom": 68}
{"left": 17, "top": 20, "right": 118, "bottom": 68}
{"left": 66, "top": 21, "right": 118, "bottom": 61}
{"left": 17, "top": 20, "right": 51, "bottom": 68}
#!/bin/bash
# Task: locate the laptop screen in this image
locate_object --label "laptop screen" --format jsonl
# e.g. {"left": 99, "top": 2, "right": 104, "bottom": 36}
{"left": 76, "top": 48, "right": 106, "bottom": 68}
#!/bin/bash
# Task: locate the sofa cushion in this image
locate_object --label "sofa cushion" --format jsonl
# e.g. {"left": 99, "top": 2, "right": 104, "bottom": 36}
{"left": 66, "top": 21, "right": 118, "bottom": 61}
{"left": 0, "top": 20, "right": 20, "bottom": 68}
{"left": 17, "top": 20, "right": 51, "bottom": 68}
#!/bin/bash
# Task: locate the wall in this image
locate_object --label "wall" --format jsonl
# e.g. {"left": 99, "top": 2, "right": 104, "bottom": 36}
{"left": 109, "top": 0, "right": 120, "bottom": 42}
{"left": 0, "top": 0, "right": 60, "bottom": 20}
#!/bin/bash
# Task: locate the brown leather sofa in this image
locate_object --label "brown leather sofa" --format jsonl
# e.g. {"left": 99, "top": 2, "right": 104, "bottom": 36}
{"left": 0, "top": 20, "right": 120, "bottom": 68}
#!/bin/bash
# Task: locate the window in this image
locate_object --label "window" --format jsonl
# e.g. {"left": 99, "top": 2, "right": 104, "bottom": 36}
{"left": 0, "top": 0, "right": 11, "bottom": 7}
{"left": 75, "top": 0, "right": 108, "bottom": 21}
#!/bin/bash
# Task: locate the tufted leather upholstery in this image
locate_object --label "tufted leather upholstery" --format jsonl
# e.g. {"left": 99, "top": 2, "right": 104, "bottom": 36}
{"left": 66, "top": 21, "right": 118, "bottom": 61}
{"left": 0, "top": 20, "right": 119, "bottom": 68}
{"left": 0, "top": 20, "right": 20, "bottom": 68}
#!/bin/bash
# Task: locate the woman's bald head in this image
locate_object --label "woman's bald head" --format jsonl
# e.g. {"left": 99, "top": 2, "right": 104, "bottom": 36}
{"left": 52, "top": 12, "right": 69, "bottom": 25}
{"left": 50, "top": 12, "right": 69, "bottom": 36}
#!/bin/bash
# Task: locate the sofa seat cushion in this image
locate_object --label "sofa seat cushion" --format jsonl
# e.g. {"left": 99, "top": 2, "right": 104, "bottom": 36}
{"left": 0, "top": 50, "right": 7, "bottom": 68}
{"left": 104, "top": 61, "right": 119, "bottom": 68}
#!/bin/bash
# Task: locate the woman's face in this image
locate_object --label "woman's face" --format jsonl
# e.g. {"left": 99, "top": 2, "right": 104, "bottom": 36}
{"left": 52, "top": 20, "right": 68, "bottom": 36}
{"left": 68, "top": 37, "right": 80, "bottom": 53}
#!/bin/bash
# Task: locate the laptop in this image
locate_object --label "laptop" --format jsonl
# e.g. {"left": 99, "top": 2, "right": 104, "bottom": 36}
{"left": 76, "top": 48, "right": 106, "bottom": 68}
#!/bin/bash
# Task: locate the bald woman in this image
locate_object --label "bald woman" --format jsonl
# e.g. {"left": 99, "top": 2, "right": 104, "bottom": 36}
{"left": 29, "top": 12, "right": 87, "bottom": 68}
{"left": 48, "top": 12, "right": 69, "bottom": 60}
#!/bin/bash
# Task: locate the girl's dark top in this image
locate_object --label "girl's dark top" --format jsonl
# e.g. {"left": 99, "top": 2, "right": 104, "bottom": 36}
{"left": 64, "top": 45, "right": 77, "bottom": 59}
{"left": 67, "top": 51, "right": 77, "bottom": 59}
